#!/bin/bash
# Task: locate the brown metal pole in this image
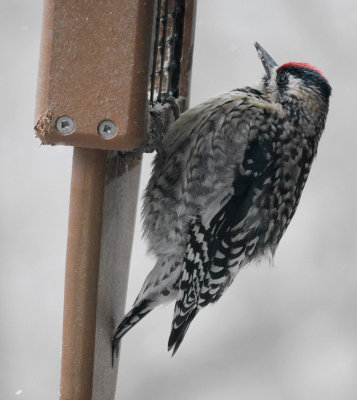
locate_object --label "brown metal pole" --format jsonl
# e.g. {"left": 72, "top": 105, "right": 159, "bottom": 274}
{"left": 60, "top": 148, "right": 107, "bottom": 400}
{"left": 60, "top": 150, "right": 142, "bottom": 400}
{"left": 92, "top": 153, "right": 142, "bottom": 398}
{"left": 59, "top": 156, "right": 142, "bottom": 399}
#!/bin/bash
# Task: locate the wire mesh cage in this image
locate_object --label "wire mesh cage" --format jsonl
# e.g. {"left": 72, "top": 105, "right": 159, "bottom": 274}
{"left": 149, "top": 0, "right": 185, "bottom": 104}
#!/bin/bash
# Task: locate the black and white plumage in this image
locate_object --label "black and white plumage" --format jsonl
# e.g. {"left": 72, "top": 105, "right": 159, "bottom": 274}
{"left": 112, "top": 43, "right": 331, "bottom": 357}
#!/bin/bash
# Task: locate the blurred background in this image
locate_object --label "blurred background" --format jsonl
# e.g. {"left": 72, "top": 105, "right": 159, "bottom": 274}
{"left": 1, "top": 0, "right": 357, "bottom": 399}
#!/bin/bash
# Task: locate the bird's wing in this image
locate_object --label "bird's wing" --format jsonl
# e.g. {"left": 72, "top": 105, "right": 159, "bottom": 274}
{"left": 168, "top": 94, "right": 279, "bottom": 353}
{"left": 142, "top": 90, "right": 257, "bottom": 252}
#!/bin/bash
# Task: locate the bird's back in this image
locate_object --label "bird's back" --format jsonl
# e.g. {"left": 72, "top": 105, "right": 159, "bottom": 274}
{"left": 142, "top": 88, "right": 281, "bottom": 258}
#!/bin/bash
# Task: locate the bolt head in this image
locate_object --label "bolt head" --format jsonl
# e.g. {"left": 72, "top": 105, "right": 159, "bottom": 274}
{"left": 56, "top": 116, "right": 75, "bottom": 135}
{"left": 98, "top": 120, "right": 117, "bottom": 139}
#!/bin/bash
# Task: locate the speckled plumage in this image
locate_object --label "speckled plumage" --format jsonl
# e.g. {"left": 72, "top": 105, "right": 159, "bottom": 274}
{"left": 112, "top": 43, "right": 331, "bottom": 357}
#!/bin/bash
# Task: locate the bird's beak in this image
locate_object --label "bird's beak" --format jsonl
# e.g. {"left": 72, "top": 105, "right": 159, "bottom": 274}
{"left": 254, "top": 42, "right": 278, "bottom": 78}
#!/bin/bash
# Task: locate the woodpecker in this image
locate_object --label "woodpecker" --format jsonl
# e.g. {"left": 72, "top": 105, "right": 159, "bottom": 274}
{"left": 112, "top": 42, "right": 331, "bottom": 358}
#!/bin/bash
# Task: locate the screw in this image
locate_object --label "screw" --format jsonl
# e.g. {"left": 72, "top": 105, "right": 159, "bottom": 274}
{"left": 56, "top": 115, "right": 75, "bottom": 135}
{"left": 98, "top": 120, "right": 117, "bottom": 139}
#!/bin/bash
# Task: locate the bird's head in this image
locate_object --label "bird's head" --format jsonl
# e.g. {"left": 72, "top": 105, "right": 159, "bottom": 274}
{"left": 254, "top": 42, "right": 331, "bottom": 109}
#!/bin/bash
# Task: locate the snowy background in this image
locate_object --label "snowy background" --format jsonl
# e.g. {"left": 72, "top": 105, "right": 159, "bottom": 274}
{"left": 1, "top": 0, "right": 357, "bottom": 399}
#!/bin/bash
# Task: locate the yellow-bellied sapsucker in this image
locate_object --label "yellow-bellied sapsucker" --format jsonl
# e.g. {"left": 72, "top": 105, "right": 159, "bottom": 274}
{"left": 112, "top": 43, "right": 331, "bottom": 357}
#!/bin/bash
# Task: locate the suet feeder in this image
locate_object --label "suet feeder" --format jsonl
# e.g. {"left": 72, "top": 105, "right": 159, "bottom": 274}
{"left": 34, "top": 1, "right": 196, "bottom": 399}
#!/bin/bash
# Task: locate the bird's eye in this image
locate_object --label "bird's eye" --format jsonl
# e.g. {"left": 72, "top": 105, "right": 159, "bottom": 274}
{"left": 277, "top": 72, "right": 288, "bottom": 85}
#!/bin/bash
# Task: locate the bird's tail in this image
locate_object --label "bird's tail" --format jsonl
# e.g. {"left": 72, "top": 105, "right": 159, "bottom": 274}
{"left": 112, "top": 299, "right": 154, "bottom": 364}
{"left": 168, "top": 305, "right": 199, "bottom": 356}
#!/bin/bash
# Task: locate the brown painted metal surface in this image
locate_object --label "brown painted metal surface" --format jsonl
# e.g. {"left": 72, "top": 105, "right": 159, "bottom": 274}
{"left": 60, "top": 148, "right": 107, "bottom": 400}
{"left": 60, "top": 150, "right": 142, "bottom": 400}
{"left": 35, "top": 0, "right": 155, "bottom": 151}
{"left": 92, "top": 154, "right": 141, "bottom": 399}
{"left": 179, "top": 0, "right": 197, "bottom": 105}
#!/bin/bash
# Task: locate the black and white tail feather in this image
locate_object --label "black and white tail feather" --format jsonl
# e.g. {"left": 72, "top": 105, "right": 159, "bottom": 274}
{"left": 111, "top": 299, "right": 153, "bottom": 365}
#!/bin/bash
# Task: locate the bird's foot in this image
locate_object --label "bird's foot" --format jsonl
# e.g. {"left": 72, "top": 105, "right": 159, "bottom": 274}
{"left": 115, "top": 94, "right": 181, "bottom": 159}
{"left": 161, "top": 93, "right": 180, "bottom": 120}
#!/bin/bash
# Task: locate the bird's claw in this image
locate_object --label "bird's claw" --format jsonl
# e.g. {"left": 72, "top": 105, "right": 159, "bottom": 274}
{"left": 161, "top": 93, "right": 180, "bottom": 120}
{"left": 114, "top": 94, "right": 180, "bottom": 159}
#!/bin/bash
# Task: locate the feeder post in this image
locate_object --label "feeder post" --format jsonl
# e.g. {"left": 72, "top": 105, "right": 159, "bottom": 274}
{"left": 35, "top": 1, "right": 156, "bottom": 398}
{"left": 35, "top": 0, "right": 197, "bottom": 399}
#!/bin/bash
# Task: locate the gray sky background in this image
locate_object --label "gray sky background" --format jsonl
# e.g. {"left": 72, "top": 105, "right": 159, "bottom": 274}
{"left": 1, "top": 1, "right": 357, "bottom": 399}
